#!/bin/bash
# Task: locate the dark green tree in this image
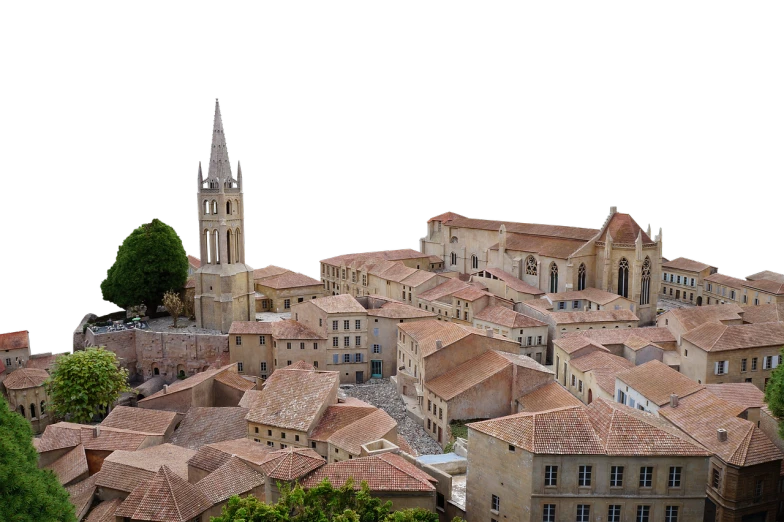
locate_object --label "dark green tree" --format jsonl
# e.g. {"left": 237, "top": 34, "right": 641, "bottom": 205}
{"left": 764, "top": 347, "right": 784, "bottom": 437}
{"left": 0, "top": 395, "right": 77, "bottom": 522}
{"left": 101, "top": 219, "right": 188, "bottom": 312}
{"left": 46, "top": 347, "right": 130, "bottom": 423}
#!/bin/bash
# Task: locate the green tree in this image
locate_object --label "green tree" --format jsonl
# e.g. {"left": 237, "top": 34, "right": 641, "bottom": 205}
{"left": 101, "top": 219, "right": 188, "bottom": 312}
{"left": 764, "top": 347, "right": 784, "bottom": 437}
{"left": 0, "top": 395, "right": 77, "bottom": 522}
{"left": 46, "top": 347, "right": 130, "bottom": 423}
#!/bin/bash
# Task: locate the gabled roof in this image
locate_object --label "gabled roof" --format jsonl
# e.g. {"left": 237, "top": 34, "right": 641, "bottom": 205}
{"left": 3, "top": 368, "right": 48, "bottom": 389}
{"left": 522, "top": 302, "right": 639, "bottom": 324}
{"left": 188, "top": 438, "right": 274, "bottom": 473}
{"left": 705, "top": 383, "right": 765, "bottom": 410}
{"left": 663, "top": 304, "right": 744, "bottom": 331}
{"left": 301, "top": 453, "right": 437, "bottom": 492}
{"left": 95, "top": 444, "right": 195, "bottom": 494}
{"left": 451, "top": 285, "right": 493, "bottom": 302}
{"left": 516, "top": 382, "right": 582, "bottom": 413}
{"left": 475, "top": 268, "right": 544, "bottom": 295}
{"left": 0, "top": 330, "right": 29, "bottom": 350}
{"left": 561, "top": 327, "right": 676, "bottom": 346}
{"left": 66, "top": 475, "right": 98, "bottom": 520}
{"left": 310, "top": 400, "right": 378, "bottom": 442}
{"left": 115, "top": 465, "right": 211, "bottom": 522}
{"left": 427, "top": 212, "right": 598, "bottom": 241}
{"left": 85, "top": 499, "right": 122, "bottom": 522}
{"left": 616, "top": 360, "right": 704, "bottom": 406}
{"left": 598, "top": 212, "right": 655, "bottom": 245}
{"left": 489, "top": 233, "right": 588, "bottom": 260}
{"left": 705, "top": 273, "right": 746, "bottom": 289}
{"left": 622, "top": 335, "right": 664, "bottom": 352}
{"left": 169, "top": 407, "right": 249, "bottom": 449}
{"left": 245, "top": 369, "right": 338, "bottom": 432}
{"left": 308, "top": 294, "right": 367, "bottom": 314}
{"left": 660, "top": 389, "right": 783, "bottom": 467}
{"left": 682, "top": 321, "right": 784, "bottom": 352}
{"left": 569, "top": 351, "right": 634, "bottom": 395}
{"left": 257, "top": 271, "right": 322, "bottom": 289}
{"left": 282, "top": 360, "right": 317, "bottom": 371}
{"left": 417, "top": 279, "right": 472, "bottom": 302}
{"left": 229, "top": 320, "right": 325, "bottom": 339}
{"left": 740, "top": 303, "right": 784, "bottom": 324}
{"left": 400, "top": 270, "right": 438, "bottom": 287}
{"left": 747, "top": 270, "right": 784, "bottom": 284}
{"left": 102, "top": 406, "right": 177, "bottom": 436}
{"left": 253, "top": 265, "right": 292, "bottom": 280}
{"left": 366, "top": 301, "right": 436, "bottom": 319}
{"left": 36, "top": 422, "right": 89, "bottom": 453}
{"left": 553, "top": 336, "right": 610, "bottom": 356}
{"left": 327, "top": 409, "right": 398, "bottom": 455}
{"left": 425, "top": 351, "right": 515, "bottom": 401}
{"left": 196, "top": 456, "right": 265, "bottom": 504}
{"left": 662, "top": 257, "right": 715, "bottom": 273}
{"left": 743, "top": 277, "right": 784, "bottom": 296}
{"left": 46, "top": 444, "right": 88, "bottom": 485}
{"left": 187, "top": 255, "right": 201, "bottom": 269}
{"left": 398, "top": 320, "right": 517, "bottom": 357}
{"left": 545, "top": 287, "right": 629, "bottom": 306}
{"left": 214, "top": 370, "right": 255, "bottom": 391}
{"left": 321, "top": 249, "right": 427, "bottom": 266}
{"left": 138, "top": 366, "right": 230, "bottom": 403}
{"left": 473, "top": 306, "right": 546, "bottom": 329}
{"left": 259, "top": 447, "right": 325, "bottom": 480}
{"left": 25, "top": 352, "right": 66, "bottom": 371}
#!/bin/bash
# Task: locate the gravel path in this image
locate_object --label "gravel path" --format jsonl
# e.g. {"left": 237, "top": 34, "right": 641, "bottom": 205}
{"left": 343, "top": 379, "right": 443, "bottom": 456}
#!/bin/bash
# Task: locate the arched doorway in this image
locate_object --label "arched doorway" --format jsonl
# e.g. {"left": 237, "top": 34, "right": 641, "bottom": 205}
{"left": 588, "top": 389, "right": 593, "bottom": 404}
{"left": 696, "top": 296, "right": 703, "bottom": 306}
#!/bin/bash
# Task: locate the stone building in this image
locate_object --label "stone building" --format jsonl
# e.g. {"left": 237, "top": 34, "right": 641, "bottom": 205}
{"left": 253, "top": 265, "right": 325, "bottom": 313}
{"left": 564, "top": 350, "right": 634, "bottom": 405}
{"left": 472, "top": 306, "right": 548, "bottom": 363}
{"left": 469, "top": 267, "right": 544, "bottom": 303}
{"left": 614, "top": 359, "right": 704, "bottom": 415}
{"left": 704, "top": 273, "right": 747, "bottom": 306}
{"left": 421, "top": 207, "right": 662, "bottom": 324}
{"left": 0, "top": 330, "right": 31, "bottom": 376}
{"left": 657, "top": 303, "right": 744, "bottom": 344}
{"left": 660, "top": 257, "right": 717, "bottom": 306}
{"left": 3, "top": 367, "right": 50, "bottom": 434}
{"left": 743, "top": 271, "right": 784, "bottom": 305}
{"left": 193, "top": 100, "right": 255, "bottom": 333}
{"left": 465, "top": 399, "right": 710, "bottom": 522}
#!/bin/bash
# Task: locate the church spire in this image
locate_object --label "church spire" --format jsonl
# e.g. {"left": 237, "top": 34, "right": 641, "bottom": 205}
{"left": 207, "top": 98, "right": 232, "bottom": 187}
{"left": 197, "top": 162, "right": 203, "bottom": 189}
{"left": 237, "top": 161, "right": 243, "bottom": 190}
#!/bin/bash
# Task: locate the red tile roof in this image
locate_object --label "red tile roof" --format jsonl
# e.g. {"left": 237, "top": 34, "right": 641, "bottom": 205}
{"left": 214, "top": 370, "right": 256, "bottom": 391}
{"left": 616, "top": 360, "right": 704, "bottom": 406}
{"left": 705, "top": 383, "right": 765, "bottom": 410}
{"left": 85, "top": 499, "right": 122, "bottom": 522}
{"left": 747, "top": 270, "right": 784, "bottom": 284}
{"left": 663, "top": 304, "right": 744, "bottom": 331}
{"left": 546, "top": 287, "right": 630, "bottom": 306}
{"left": 743, "top": 278, "right": 784, "bottom": 296}
{"left": 187, "top": 255, "right": 201, "bottom": 269}
{"left": 25, "top": 353, "right": 66, "bottom": 371}
{"left": 253, "top": 265, "right": 292, "bottom": 280}
{"left": 516, "top": 382, "right": 582, "bottom": 412}
{"left": 366, "top": 302, "right": 436, "bottom": 319}
{"left": 257, "top": 271, "right": 322, "bottom": 289}
{"left": 95, "top": 444, "right": 195, "bottom": 494}
{"left": 489, "top": 233, "right": 588, "bottom": 260}
{"left": 66, "top": 475, "right": 98, "bottom": 520}
{"left": 561, "top": 327, "right": 675, "bottom": 345}
{"left": 169, "top": 407, "right": 250, "bottom": 449}
{"left": 705, "top": 273, "right": 746, "bottom": 289}
{"left": 427, "top": 213, "right": 598, "bottom": 241}
{"left": 682, "top": 321, "right": 784, "bottom": 352}
{"left": 321, "top": 250, "right": 427, "bottom": 266}
{"left": 308, "top": 294, "right": 367, "bottom": 314}
{"left": 3, "top": 368, "right": 48, "bottom": 389}
{"left": 115, "top": 465, "right": 211, "bottom": 522}
{"left": 416, "top": 279, "right": 472, "bottom": 302}
{"left": 138, "top": 366, "right": 230, "bottom": 403}
{"left": 740, "top": 303, "right": 784, "bottom": 324}
{"left": 102, "top": 406, "right": 177, "bottom": 436}
{"left": 0, "top": 330, "right": 29, "bottom": 350}
{"left": 327, "top": 409, "right": 398, "bottom": 455}
{"left": 302, "top": 453, "right": 437, "bottom": 492}
{"left": 188, "top": 438, "right": 274, "bottom": 473}
{"left": 196, "top": 456, "right": 265, "bottom": 504}
{"left": 662, "top": 257, "right": 715, "bottom": 273}
{"left": 398, "top": 320, "right": 517, "bottom": 357}
{"left": 475, "top": 268, "right": 544, "bottom": 295}
{"left": 599, "top": 213, "right": 655, "bottom": 245}
{"left": 259, "top": 447, "right": 326, "bottom": 480}
{"left": 46, "top": 444, "right": 88, "bottom": 485}
{"left": 310, "top": 401, "right": 377, "bottom": 442}
{"left": 425, "top": 351, "right": 513, "bottom": 401}
{"left": 553, "top": 336, "right": 610, "bottom": 356}
{"left": 473, "top": 306, "right": 546, "bottom": 329}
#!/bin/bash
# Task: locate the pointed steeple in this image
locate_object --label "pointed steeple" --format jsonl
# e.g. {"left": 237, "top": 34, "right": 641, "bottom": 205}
{"left": 208, "top": 98, "right": 232, "bottom": 188}
{"left": 237, "top": 161, "right": 243, "bottom": 190}
{"left": 197, "top": 162, "right": 203, "bottom": 189}
{"left": 646, "top": 224, "right": 652, "bottom": 237}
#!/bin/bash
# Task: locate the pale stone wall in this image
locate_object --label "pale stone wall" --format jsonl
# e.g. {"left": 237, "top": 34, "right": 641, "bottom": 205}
{"left": 273, "top": 337, "right": 325, "bottom": 371}
{"left": 247, "top": 423, "right": 308, "bottom": 450}
{"left": 680, "top": 339, "right": 782, "bottom": 390}
{"left": 256, "top": 283, "right": 325, "bottom": 313}
{"left": 230, "top": 334, "right": 273, "bottom": 378}
{"left": 6, "top": 385, "right": 50, "bottom": 434}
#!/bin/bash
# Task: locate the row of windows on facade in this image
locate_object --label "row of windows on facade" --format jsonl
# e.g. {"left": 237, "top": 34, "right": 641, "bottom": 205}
{"left": 540, "top": 464, "right": 681, "bottom": 488}
{"left": 662, "top": 273, "right": 696, "bottom": 287}
{"left": 201, "top": 228, "right": 241, "bottom": 265}
{"left": 321, "top": 265, "right": 371, "bottom": 286}
{"left": 526, "top": 503, "right": 679, "bottom": 522}
{"left": 17, "top": 401, "right": 46, "bottom": 420}
{"left": 426, "top": 399, "right": 443, "bottom": 420}
{"left": 712, "top": 355, "right": 780, "bottom": 375}
{"left": 202, "top": 198, "right": 240, "bottom": 216}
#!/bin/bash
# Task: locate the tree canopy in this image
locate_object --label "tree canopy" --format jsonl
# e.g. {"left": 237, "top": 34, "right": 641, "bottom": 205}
{"left": 101, "top": 218, "right": 188, "bottom": 311}
{"left": 764, "top": 348, "right": 784, "bottom": 437}
{"left": 0, "top": 395, "right": 76, "bottom": 522}
{"left": 46, "top": 347, "right": 130, "bottom": 423}
{"left": 212, "top": 478, "right": 441, "bottom": 522}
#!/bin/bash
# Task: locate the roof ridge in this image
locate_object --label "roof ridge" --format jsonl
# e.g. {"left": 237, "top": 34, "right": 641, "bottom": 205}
{"left": 728, "top": 425, "right": 755, "bottom": 465}
{"left": 161, "top": 466, "right": 185, "bottom": 522}
{"left": 378, "top": 453, "right": 432, "bottom": 486}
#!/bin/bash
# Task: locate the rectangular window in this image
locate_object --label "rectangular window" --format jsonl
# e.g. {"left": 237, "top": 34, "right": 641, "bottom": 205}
{"left": 354, "top": 353, "right": 361, "bottom": 363}
{"left": 610, "top": 466, "right": 623, "bottom": 487}
{"left": 639, "top": 467, "right": 653, "bottom": 488}
{"left": 558, "top": 302, "right": 566, "bottom": 310}
{"left": 755, "top": 479, "right": 764, "bottom": 499}
{"left": 676, "top": 275, "right": 681, "bottom": 284}
{"left": 332, "top": 337, "right": 339, "bottom": 347}
{"left": 438, "top": 407, "right": 443, "bottom": 420}
{"left": 267, "top": 441, "right": 274, "bottom": 447}
{"left": 742, "top": 359, "right": 747, "bottom": 372}
{"left": 260, "top": 362, "right": 267, "bottom": 372}
{"left": 715, "top": 360, "right": 727, "bottom": 375}
{"left": 573, "top": 300, "right": 580, "bottom": 309}
{"left": 344, "top": 337, "right": 350, "bottom": 347}
{"left": 712, "top": 468, "right": 720, "bottom": 488}
{"left": 355, "top": 336, "right": 361, "bottom": 347}
{"left": 537, "top": 335, "right": 543, "bottom": 345}
{"left": 571, "top": 375, "right": 576, "bottom": 387}
{"left": 578, "top": 465, "right": 592, "bottom": 487}
{"left": 259, "top": 335, "right": 266, "bottom": 345}
{"left": 578, "top": 380, "right": 583, "bottom": 393}
{"left": 491, "top": 495, "right": 499, "bottom": 512}
{"left": 542, "top": 505, "right": 555, "bottom": 522}
{"left": 527, "top": 336, "right": 533, "bottom": 346}
{"left": 576, "top": 505, "right": 590, "bottom": 522}
{"left": 372, "top": 344, "right": 381, "bottom": 353}
{"left": 287, "top": 360, "right": 292, "bottom": 366}
{"left": 343, "top": 354, "right": 350, "bottom": 363}
{"left": 668, "top": 466, "right": 681, "bottom": 487}
{"left": 752, "top": 357, "right": 758, "bottom": 371}
{"left": 427, "top": 419, "right": 431, "bottom": 429}
{"left": 608, "top": 505, "right": 621, "bottom": 522}
{"left": 332, "top": 320, "right": 338, "bottom": 331}
{"left": 284, "top": 299, "right": 291, "bottom": 309}
{"left": 313, "top": 343, "right": 318, "bottom": 350}
{"left": 333, "top": 354, "right": 339, "bottom": 364}
{"left": 544, "top": 465, "right": 557, "bottom": 486}
{"left": 355, "top": 320, "right": 361, "bottom": 330}
{"left": 235, "top": 336, "right": 242, "bottom": 345}
{"left": 299, "top": 342, "right": 304, "bottom": 349}
{"left": 237, "top": 362, "right": 243, "bottom": 372}
{"left": 691, "top": 278, "right": 695, "bottom": 287}
{"left": 343, "top": 320, "right": 350, "bottom": 330}
{"left": 287, "top": 342, "right": 292, "bottom": 350}
{"left": 636, "top": 506, "right": 650, "bottom": 522}
{"left": 665, "top": 506, "right": 678, "bottom": 522}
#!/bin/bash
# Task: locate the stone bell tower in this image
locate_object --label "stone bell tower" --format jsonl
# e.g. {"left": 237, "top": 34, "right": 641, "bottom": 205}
{"left": 193, "top": 99, "right": 255, "bottom": 333}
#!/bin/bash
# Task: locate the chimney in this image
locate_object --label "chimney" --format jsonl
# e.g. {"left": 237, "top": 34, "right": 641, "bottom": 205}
{"left": 486, "top": 328, "right": 494, "bottom": 338}
{"left": 610, "top": 206, "right": 617, "bottom": 214}
{"left": 670, "top": 394, "right": 679, "bottom": 408}
{"left": 717, "top": 428, "right": 728, "bottom": 442}
{"left": 435, "top": 340, "right": 443, "bottom": 350}
{"left": 163, "top": 384, "right": 169, "bottom": 394}
{"left": 93, "top": 426, "right": 100, "bottom": 438}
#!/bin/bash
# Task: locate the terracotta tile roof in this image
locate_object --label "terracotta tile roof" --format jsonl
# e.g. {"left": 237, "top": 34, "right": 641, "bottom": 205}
{"left": 102, "top": 406, "right": 177, "bottom": 436}
{"left": 747, "top": 270, "right": 784, "bottom": 284}
{"left": 622, "top": 335, "right": 664, "bottom": 352}
{"left": 705, "top": 383, "right": 765, "bottom": 410}
{"left": 169, "top": 407, "right": 250, "bottom": 449}
{"left": 682, "top": 321, "right": 784, "bottom": 352}
{"left": 245, "top": 369, "right": 338, "bottom": 431}
{"left": 569, "top": 350, "right": 633, "bottom": 374}
{"left": 396, "top": 436, "right": 417, "bottom": 456}
{"left": 327, "top": 409, "right": 398, "bottom": 455}
{"left": 309, "top": 294, "right": 367, "bottom": 314}
{"left": 310, "top": 401, "right": 378, "bottom": 442}
{"left": 476, "top": 268, "right": 544, "bottom": 295}
{"left": 79, "top": 426, "right": 152, "bottom": 452}
{"left": 187, "top": 255, "right": 201, "bottom": 269}
{"left": 366, "top": 302, "right": 436, "bottom": 319}
{"left": 25, "top": 352, "right": 66, "bottom": 371}
{"left": 496, "top": 351, "right": 553, "bottom": 373}
{"left": 302, "top": 453, "right": 436, "bottom": 492}
{"left": 468, "top": 406, "right": 606, "bottom": 455}
{"left": 488, "top": 233, "right": 588, "bottom": 260}
{"left": 516, "top": 382, "right": 582, "bottom": 412}
{"left": 553, "top": 336, "right": 610, "bottom": 356}
{"left": 416, "top": 279, "right": 471, "bottom": 302}
{"left": 705, "top": 273, "right": 746, "bottom": 289}
{"left": 425, "top": 351, "right": 513, "bottom": 401}
{"left": 428, "top": 213, "right": 598, "bottom": 241}
{"left": 283, "top": 360, "right": 317, "bottom": 371}
{"left": 85, "top": 499, "right": 122, "bottom": 522}
{"left": 138, "top": 366, "right": 230, "bottom": 403}
{"left": 664, "top": 304, "right": 744, "bottom": 331}
{"left": 214, "top": 370, "right": 256, "bottom": 391}
{"left": 36, "top": 422, "right": 88, "bottom": 453}
{"left": 0, "top": 330, "right": 29, "bottom": 350}
{"left": 743, "top": 278, "right": 784, "bottom": 296}
{"left": 188, "top": 438, "right": 274, "bottom": 473}
{"left": 253, "top": 265, "right": 291, "bottom": 280}
{"left": 258, "top": 271, "right": 322, "bottom": 289}
{"left": 375, "top": 263, "right": 419, "bottom": 284}
{"left": 546, "top": 287, "right": 629, "bottom": 306}
{"left": 259, "top": 447, "right": 325, "bottom": 480}
{"left": 401, "top": 270, "right": 438, "bottom": 287}
{"left": 196, "top": 456, "right": 265, "bottom": 504}
{"left": 740, "top": 303, "right": 784, "bottom": 324}
{"left": 474, "top": 306, "right": 546, "bottom": 328}
{"left": 239, "top": 389, "right": 263, "bottom": 409}
{"left": 561, "top": 327, "right": 676, "bottom": 345}
{"left": 321, "top": 249, "right": 427, "bottom": 266}
{"left": 616, "top": 360, "right": 704, "bottom": 406}
{"left": 66, "top": 474, "right": 97, "bottom": 520}
{"left": 399, "top": 320, "right": 517, "bottom": 358}
{"left": 662, "top": 257, "right": 715, "bottom": 273}
{"left": 274, "top": 320, "right": 326, "bottom": 340}
{"left": 184, "top": 276, "right": 195, "bottom": 289}
{"left": 586, "top": 399, "right": 709, "bottom": 456}
{"left": 3, "top": 367, "right": 48, "bottom": 389}
{"left": 660, "top": 389, "right": 783, "bottom": 466}
{"left": 599, "top": 213, "right": 655, "bottom": 245}
{"left": 95, "top": 444, "right": 195, "bottom": 493}
{"left": 46, "top": 444, "right": 88, "bottom": 485}
{"left": 115, "top": 465, "right": 211, "bottom": 522}
{"left": 546, "top": 308, "right": 639, "bottom": 324}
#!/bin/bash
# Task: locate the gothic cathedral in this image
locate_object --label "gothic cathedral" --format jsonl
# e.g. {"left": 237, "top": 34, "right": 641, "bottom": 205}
{"left": 193, "top": 100, "right": 255, "bottom": 332}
